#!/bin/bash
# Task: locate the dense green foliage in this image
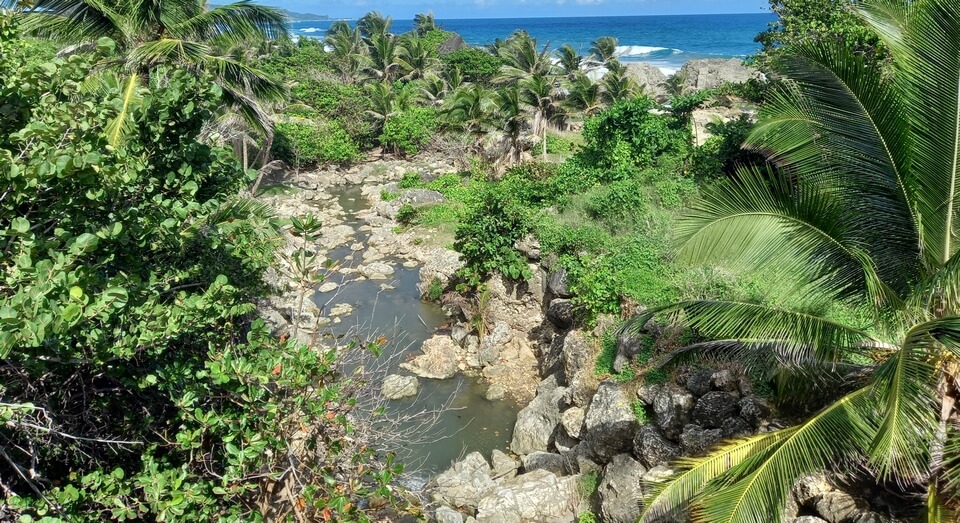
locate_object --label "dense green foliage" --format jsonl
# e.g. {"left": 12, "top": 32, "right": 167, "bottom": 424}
{"left": 273, "top": 119, "right": 361, "bottom": 167}
{"left": 0, "top": 16, "right": 400, "bottom": 522}
{"left": 580, "top": 97, "right": 689, "bottom": 169}
{"left": 454, "top": 184, "right": 533, "bottom": 287}
{"left": 756, "top": 0, "right": 884, "bottom": 65}
{"left": 379, "top": 106, "right": 439, "bottom": 156}
{"left": 441, "top": 47, "right": 504, "bottom": 85}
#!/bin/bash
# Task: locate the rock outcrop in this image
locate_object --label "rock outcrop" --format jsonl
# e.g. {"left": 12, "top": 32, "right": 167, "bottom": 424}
{"left": 677, "top": 58, "right": 761, "bottom": 92}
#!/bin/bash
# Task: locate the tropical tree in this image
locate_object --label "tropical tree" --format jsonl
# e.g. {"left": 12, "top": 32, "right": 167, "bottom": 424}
{"left": 565, "top": 72, "right": 603, "bottom": 117}
{"left": 8, "top": 0, "right": 288, "bottom": 144}
{"left": 520, "top": 74, "right": 560, "bottom": 159}
{"left": 366, "top": 33, "right": 402, "bottom": 82}
{"left": 589, "top": 35, "right": 619, "bottom": 66}
{"left": 601, "top": 60, "right": 639, "bottom": 105}
{"left": 445, "top": 83, "right": 494, "bottom": 142}
{"left": 399, "top": 37, "right": 439, "bottom": 80}
{"left": 497, "top": 30, "right": 555, "bottom": 83}
{"left": 364, "top": 81, "right": 396, "bottom": 132}
{"left": 357, "top": 10, "right": 392, "bottom": 41}
{"left": 493, "top": 85, "right": 527, "bottom": 165}
{"left": 325, "top": 20, "right": 367, "bottom": 82}
{"left": 414, "top": 11, "right": 438, "bottom": 36}
{"left": 629, "top": 0, "right": 960, "bottom": 520}
{"left": 557, "top": 43, "right": 584, "bottom": 79}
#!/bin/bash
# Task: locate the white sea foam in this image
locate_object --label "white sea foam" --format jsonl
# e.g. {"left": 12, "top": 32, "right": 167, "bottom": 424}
{"left": 615, "top": 45, "right": 682, "bottom": 57}
{"left": 658, "top": 67, "right": 679, "bottom": 76}
{"left": 299, "top": 27, "right": 323, "bottom": 33}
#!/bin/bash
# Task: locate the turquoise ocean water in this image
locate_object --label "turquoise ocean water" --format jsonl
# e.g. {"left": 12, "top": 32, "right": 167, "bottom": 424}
{"left": 291, "top": 13, "right": 776, "bottom": 74}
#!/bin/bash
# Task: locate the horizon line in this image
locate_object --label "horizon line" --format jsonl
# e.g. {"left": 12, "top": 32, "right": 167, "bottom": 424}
{"left": 289, "top": 11, "right": 773, "bottom": 22}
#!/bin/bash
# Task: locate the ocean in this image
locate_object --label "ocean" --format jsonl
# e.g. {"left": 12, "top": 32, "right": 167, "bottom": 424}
{"left": 291, "top": 13, "right": 776, "bottom": 75}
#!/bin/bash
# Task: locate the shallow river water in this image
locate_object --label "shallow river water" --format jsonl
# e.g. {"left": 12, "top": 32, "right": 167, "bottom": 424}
{"left": 312, "top": 185, "right": 519, "bottom": 481}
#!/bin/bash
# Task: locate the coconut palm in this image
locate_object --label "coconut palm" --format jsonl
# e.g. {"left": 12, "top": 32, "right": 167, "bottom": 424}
{"left": 418, "top": 74, "right": 448, "bottom": 106}
{"left": 589, "top": 35, "right": 618, "bottom": 66}
{"left": 445, "top": 84, "right": 494, "bottom": 140}
{"left": 497, "top": 30, "right": 555, "bottom": 83}
{"left": 357, "top": 10, "right": 392, "bottom": 41}
{"left": 413, "top": 11, "right": 437, "bottom": 36}
{"left": 366, "top": 33, "right": 402, "bottom": 83}
{"left": 601, "top": 60, "right": 639, "bottom": 105}
{"left": 325, "top": 21, "right": 367, "bottom": 83}
{"left": 520, "top": 74, "right": 560, "bottom": 159}
{"left": 628, "top": 0, "right": 960, "bottom": 520}
{"left": 8, "top": 0, "right": 288, "bottom": 145}
{"left": 565, "top": 72, "right": 603, "bottom": 117}
{"left": 398, "top": 37, "right": 438, "bottom": 81}
{"left": 494, "top": 85, "right": 526, "bottom": 165}
{"left": 557, "top": 43, "right": 584, "bottom": 79}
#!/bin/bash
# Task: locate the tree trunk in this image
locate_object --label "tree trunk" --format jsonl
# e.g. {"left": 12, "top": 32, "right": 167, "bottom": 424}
{"left": 242, "top": 139, "right": 248, "bottom": 172}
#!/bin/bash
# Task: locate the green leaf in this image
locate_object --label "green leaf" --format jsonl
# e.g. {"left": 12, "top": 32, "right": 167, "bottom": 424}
{"left": 9, "top": 217, "right": 29, "bottom": 234}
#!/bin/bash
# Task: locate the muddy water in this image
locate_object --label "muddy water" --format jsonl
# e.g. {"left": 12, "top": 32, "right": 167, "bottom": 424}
{"left": 313, "top": 185, "right": 518, "bottom": 481}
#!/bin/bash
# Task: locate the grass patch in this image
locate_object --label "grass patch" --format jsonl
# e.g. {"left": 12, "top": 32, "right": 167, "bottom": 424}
{"left": 632, "top": 399, "right": 650, "bottom": 424}
{"left": 255, "top": 183, "right": 298, "bottom": 197}
{"left": 380, "top": 189, "right": 400, "bottom": 201}
{"left": 578, "top": 470, "right": 601, "bottom": 498}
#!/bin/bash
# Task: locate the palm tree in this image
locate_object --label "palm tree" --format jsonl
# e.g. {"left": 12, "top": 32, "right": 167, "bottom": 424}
{"left": 601, "top": 60, "right": 638, "bottom": 105}
{"left": 565, "top": 72, "right": 602, "bottom": 117}
{"left": 556, "top": 43, "right": 584, "bottom": 80}
{"left": 589, "top": 35, "right": 618, "bottom": 66}
{"left": 325, "top": 21, "right": 367, "bottom": 83}
{"left": 497, "top": 30, "right": 555, "bottom": 83}
{"left": 9, "top": 0, "right": 288, "bottom": 145}
{"left": 357, "top": 10, "right": 392, "bottom": 41}
{"left": 520, "top": 74, "right": 559, "bottom": 159}
{"left": 413, "top": 11, "right": 437, "bottom": 36}
{"left": 364, "top": 81, "right": 395, "bottom": 132}
{"left": 446, "top": 84, "right": 494, "bottom": 146}
{"left": 494, "top": 85, "right": 526, "bottom": 166}
{"left": 398, "top": 37, "right": 438, "bottom": 81}
{"left": 629, "top": 0, "right": 960, "bottom": 520}
{"left": 366, "top": 33, "right": 401, "bottom": 83}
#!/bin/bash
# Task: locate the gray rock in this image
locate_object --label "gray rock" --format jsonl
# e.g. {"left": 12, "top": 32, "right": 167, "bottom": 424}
{"left": 438, "top": 34, "right": 468, "bottom": 55}
{"left": 652, "top": 386, "right": 695, "bottom": 439}
{"left": 548, "top": 267, "right": 573, "bottom": 298}
{"left": 561, "top": 406, "right": 586, "bottom": 439}
{"left": 692, "top": 391, "right": 739, "bottom": 428}
{"left": 514, "top": 234, "right": 541, "bottom": 260}
{"left": 626, "top": 62, "right": 670, "bottom": 100}
{"left": 721, "top": 417, "right": 752, "bottom": 438}
{"left": 479, "top": 321, "right": 511, "bottom": 367}
{"left": 474, "top": 469, "right": 579, "bottom": 523}
{"left": 633, "top": 425, "right": 680, "bottom": 468}
{"left": 711, "top": 369, "right": 740, "bottom": 392}
{"left": 679, "top": 424, "right": 724, "bottom": 456}
{"left": 598, "top": 453, "right": 646, "bottom": 523}
{"left": 814, "top": 491, "right": 869, "bottom": 523}
{"left": 793, "top": 474, "right": 833, "bottom": 507}
{"left": 398, "top": 188, "right": 445, "bottom": 206}
{"left": 584, "top": 382, "right": 639, "bottom": 462}
{"left": 522, "top": 451, "right": 566, "bottom": 476}
{"left": 562, "top": 330, "right": 592, "bottom": 383}
{"left": 546, "top": 298, "right": 574, "bottom": 328}
{"left": 435, "top": 506, "right": 464, "bottom": 523}
{"left": 257, "top": 159, "right": 289, "bottom": 184}
{"left": 511, "top": 375, "right": 566, "bottom": 455}
{"left": 431, "top": 452, "right": 495, "bottom": 510}
{"left": 637, "top": 383, "right": 663, "bottom": 406}
{"left": 381, "top": 374, "right": 419, "bottom": 400}
{"left": 739, "top": 396, "right": 772, "bottom": 426}
{"left": 678, "top": 58, "right": 761, "bottom": 92}
{"left": 451, "top": 322, "right": 470, "bottom": 345}
{"left": 792, "top": 518, "right": 829, "bottom": 523}
{"left": 613, "top": 331, "right": 647, "bottom": 374}
{"left": 491, "top": 449, "right": 519, "bottom": 480}
{"left": 485, "top": 384, "right": 506, "bottom": 401}
{"left": 554, "top": 430, "right": 578, "bottom": 454}
{"left": 849, "top": 513, "right": 891, "bottom": 523}
{"left": 400, "top": 335, "right": 459, "bottom": 379}
{"left": 686, "top": 369, "right": 714, "bottom": 397}
{"left": 360, "top": 261, "right": 395, "bottom": 280}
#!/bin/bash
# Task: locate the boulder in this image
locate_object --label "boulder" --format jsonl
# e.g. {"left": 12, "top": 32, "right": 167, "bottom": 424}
{"left": 400, "top": 335, "right": 459, "bottom": 379}
{"left": 514, "top": 234, "right": 541, "bottom": 261}
{"left": 511, "top": 375, "right": 566, "bottom": 455}
{"left": 419, "top": 246, "right": 464, "bottom": 293}
{"left": 584, "top": 381, "right": 639, "bottom": 462}
{"left": 432, "top": 452, "right": 495, "bottom": 510}
{"left": 739, "top": 396, "right": 772, "bottom": 426}
{"left": 475, "top": 469, "right": 579, "bottom": 523}
{"left": 522, "top": 451, "right": 566, "bottom": 476}
{"left": 563, "top": 330, "right": 591, "bottom": 383}
{"left": 491, "top": 449, "right": 519, "bottom": 480}
{"left": 626, "top": 62, "right": 670, "bottom": 100}
{"left": 598, "top": 453, "right": 646, "bottom": 523}
{"left": 652, "top": 386, "right": 695, "bottom": 439}
{"left": 479, "top": 321, "right": 511, "bottom": 367}
{"left": 257, "top": 159, "right": 289, "bottom": 184}
{"left": 633, "top": 425, "right": 681, "bottom": 468}
{"left": 399, "top": 188, "right": 445, "bottom": 206}
{"left": 692, "top": 391, "right": 739, "bottom": 428}
{"left": 685, "top": 369, "right": 714, "bottom": 397}
{"left": 546, "top": 298, "right": 574, "bottom": 328}
{"left": 711, "top": 369, "right": 739, "bottom": 392}
{"left": 614, "top": 331, "right": 646, "bottom": 374}
{"left": 677, "top": 58, "right": 761, "bottom": 92}
{"left": 561, "top": 406, "right": 586, "bottom": 439}
{"left": 485, "top": 384, "right": 506, "bottom": 401}
{"left": 438, "top": 34, "right": 468, "bottom": 55}
{"left": 814, "top": 492, "right": 869, "bottom": 523}
{"left": 721, "top": 417, "right": 752, "bottom": 438}
{"left": 679, "top": 424, "right": 723, "bottom": 456}
{"left": 792, "top": 518, "right": 829, "bottom": 523}
{"left": 793, "top": 474, "right": 833, "bottom": 507}
{"left": 548, "top": 267, "right": 573, "bottom": 298}
{"left": 435, "top": 506, "right": 464, "bottom": 523}
{"left": 360, "top": 261, "right": 395, "bottom": 280}
{"left": 381, "top": 374, "right": 419, "bottom": 400}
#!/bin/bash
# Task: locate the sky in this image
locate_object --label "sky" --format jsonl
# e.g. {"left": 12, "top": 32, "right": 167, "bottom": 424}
{"left": 261, "top": 0, "right": 770, "bottom": 20}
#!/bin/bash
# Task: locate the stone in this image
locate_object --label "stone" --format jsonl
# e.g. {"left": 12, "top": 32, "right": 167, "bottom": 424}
{"left": 438, "top": 34, "right": 468, "bottom": 55}
{"left": 485, "top": 384, "right": 506, "bottom": 401}
{"left": 679, "top": 424, "right": 724, "bottom": 456}
{"left": 510, "top": 375, "right": 566, "bottom": 455}
{"left": 685, "top": 369, "right": 714, "bottom": 397}
{"left": 317, "top": 281, "right": 338, "bottom": 293}
{"left": 739, "top": 396, "right": 772, "bottom": 426}
{"left": 522, "top": 451, "right": 566, "bottom": 476}
{"left": 792, "top": 518, "right": 829, "bottom": 523}
{"left": 381, "top": 374, "right": 419, "bottom": 400}
{"left": 474, "top": 469, "right": 579, "bottom": 523}
{"left": 398, "top": 188, "right": 445, "bottom": 206}
{"left": 546, "top": 298, "right": 574, "bottom": 328}
{"left": 711, "top": 369, "right": 739, "bottom": 392}
{"left": 652, "top": 386, "right": 695, "bottom": 439}
{"left": 584, "top": 381, "right": 639, "bottom": 462}
{"left": 360, "top": 261, "right": 395, "bottom": 280}
{"left": 637, "top": 383, "right": 663, "bottom": 406}
{"left": 491, "top": 449, "right": 519, "bottom": 480}
{"left": 479, "top": 321, "right": 511, "bottom": 367}
{"left": 561, "top": 406, "right": 586, "bottom": 439}
{"left": 677, "top": 58, "right": 761, "bottom": 92}
{"left": 435, "top": 506, "right": 464, "bottom": 523}
{"left": 849, "top": 514, "right": 890, "bottom": 523}
{"left": 721, "top": 417, "right": 752, "bottom": 438}
{"left": 547, "top": 267, "right": 573, "bottom": 298}
{"left": 451, "top": 322, "right": 470, "bottom": 345}
{"left": 400, "top": 335, "right": 459, "bottom": 379}
{"left": 614, "top": 331, "right": 647, "bottom": 374}
{"left": 626, "top": 62, "right": 670, "bottom": 100}
{"left": 633, "top": 425, "right": 681, "bottom": 468}
{"left": 598, "top": 453, "right": 646, "bottom": 523}
{"left": 813, "top": 492, "right": 869, "bottom": 523}
{"left": 328, "top": 303, "right": 353, "bottom": 317}
{"left": 431, "top": 452, "right": 495, "bottom": 510}
{"left": 257, "top": 159, "right": 289, "bottom": 184}
{"left": 514, "top": 234, "right": 541, "bottom": 260}
{"left": 793, "top": 474, "right": 833, "bottom": 507}
{"left": 692, "top": 391, "right": 740, "bottom": 428}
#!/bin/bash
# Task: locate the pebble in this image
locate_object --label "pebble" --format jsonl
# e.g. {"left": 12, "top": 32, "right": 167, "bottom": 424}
{"left": 318, "top": 282, "right": 338, "bottom": 293}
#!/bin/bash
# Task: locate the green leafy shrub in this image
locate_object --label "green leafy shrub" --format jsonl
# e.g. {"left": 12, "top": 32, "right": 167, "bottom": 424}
{"left": 585, "top": 179, "right": 650, "bottom": 231}
{"left": 454, "top": 185, "right": 532, "bottom": 287}
{"left": 380, "top": 106, "right": 438, "bottom": 156}
{"left": 396, "top": 203, "right": 420, "bottom": 225}
{"left": 273, "top": 119, "right": 361, "bottom": 167}
{"left": 441, "top": 47, "right": 503, "bottom": 85}
{"left": 688, "top": 115, "right": 762, "bottom": 181}
{"left": 546, "top": 134, "right": 576, "bottom": 154}
{"left": 580, "top": 97, "right": 690, "bottom": 170}
{"left": 579, "top": 511, "right": 599, "bottom": 523}
{"left": 578, "top": 470, "right": 601, "bottom": 498}
{"left": 419, "top": 29, "right": 457, "bottom": 54}
{"left": 427, "top": 276, "right": 445, "bottom": 301}
{"left": 399, "top": 171, "right": 423, "bottom": 188}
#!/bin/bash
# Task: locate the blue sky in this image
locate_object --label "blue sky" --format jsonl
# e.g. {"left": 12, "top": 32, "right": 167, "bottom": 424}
{"left": 262, "top": 0, "right": 769, "bottom": 20}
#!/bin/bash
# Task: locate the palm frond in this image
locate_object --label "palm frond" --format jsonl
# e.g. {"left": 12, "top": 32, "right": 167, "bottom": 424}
{"left": 104, "top": 73, "right": 142, "bottom": 147}
{"left": 128, "top": 38, "right": 209, "bottom": 68}
{"left": 18, "top": 0, "right": 122, "bottom": 43}
{"left": 173, "top": 1, "right": 288, "bottom": 44}
{"left": 206, "top": 54, "right": 286, "bottom": 104}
